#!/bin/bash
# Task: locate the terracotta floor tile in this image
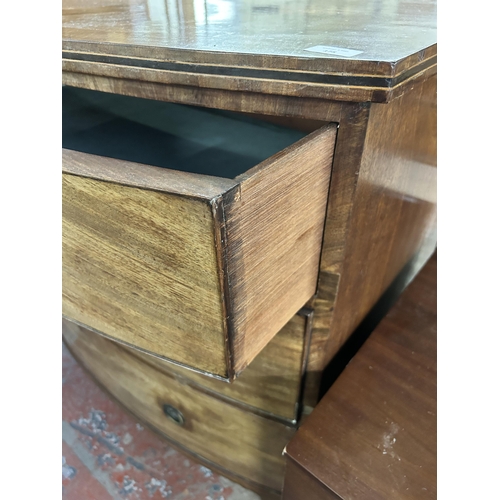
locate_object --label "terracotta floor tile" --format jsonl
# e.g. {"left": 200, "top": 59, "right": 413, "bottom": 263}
{"left": 63, "top": 440, "right": 113, "bottom": 500}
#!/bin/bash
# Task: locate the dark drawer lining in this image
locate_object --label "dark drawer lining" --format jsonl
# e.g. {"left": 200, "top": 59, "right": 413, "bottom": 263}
{"left": 62, "top": 86, "right": 307, "bottom": 179}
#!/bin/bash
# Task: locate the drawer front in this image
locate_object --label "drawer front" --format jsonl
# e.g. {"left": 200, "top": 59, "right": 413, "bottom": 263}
{"left": 106, "top": 310, "right": 311, "bottom": 422}
{"left": 62, "top": 88, "right": 336, "bottom": 379}
{"left": 63, "top": 319, "right": 296, "bottom": 492}
{"left": 63, "top": 172, "right": 228, "bottom": 375}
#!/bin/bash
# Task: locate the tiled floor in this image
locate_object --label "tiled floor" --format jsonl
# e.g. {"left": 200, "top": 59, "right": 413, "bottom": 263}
{"left": 62, "top": 342, "right": 260, "bottom": 500}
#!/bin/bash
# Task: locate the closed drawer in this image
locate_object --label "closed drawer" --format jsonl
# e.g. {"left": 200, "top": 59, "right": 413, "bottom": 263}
{"left": 62, "top": 87, "right": 336, "bottom": 380}
{"left": 62, "top": 318, "right": 296, "bottom": 493}
{"left": 105, "top": 309, "right": 312, "bottom": 423}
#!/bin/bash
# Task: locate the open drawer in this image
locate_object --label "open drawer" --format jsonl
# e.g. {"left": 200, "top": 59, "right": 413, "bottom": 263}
{"left": 62, "top": 87, "right": 336, "bottom": 380}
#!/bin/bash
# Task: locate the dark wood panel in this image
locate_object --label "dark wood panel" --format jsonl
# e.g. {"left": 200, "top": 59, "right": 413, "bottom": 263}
{"left": 283, "top": 460, "right": 342, "bottom": 500}
{"left": 284, "top": 253, "right": 437, "bottom": 499}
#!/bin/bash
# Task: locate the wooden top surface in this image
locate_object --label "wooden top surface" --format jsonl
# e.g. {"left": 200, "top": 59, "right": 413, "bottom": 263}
{"left": 62, "top": 0, "right": 436, "bottom": 102}
{"left": 285, "top": 253, "right": 437, "bottom": 499}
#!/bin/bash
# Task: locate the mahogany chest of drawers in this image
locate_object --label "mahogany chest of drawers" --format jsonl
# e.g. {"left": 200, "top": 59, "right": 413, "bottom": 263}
{"left": 62, "top": 1, "right": 437, "bottom": 496}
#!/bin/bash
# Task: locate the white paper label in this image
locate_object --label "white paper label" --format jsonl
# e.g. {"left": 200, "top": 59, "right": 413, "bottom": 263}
{"left": 304, "top": 45, "right": 363, "bottom": 57}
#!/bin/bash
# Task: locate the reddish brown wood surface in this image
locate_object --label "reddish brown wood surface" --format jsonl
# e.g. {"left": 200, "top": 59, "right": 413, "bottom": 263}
{"left": 304, "top": 75, "right": 437, "bottom": 403}
{"left": 284, "top": 253, "right": 437, "bottom": 500}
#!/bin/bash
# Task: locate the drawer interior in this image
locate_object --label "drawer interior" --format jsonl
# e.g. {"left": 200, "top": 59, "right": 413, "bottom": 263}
{"left": 62, "top": 86, "right": 308, "bottom": 179}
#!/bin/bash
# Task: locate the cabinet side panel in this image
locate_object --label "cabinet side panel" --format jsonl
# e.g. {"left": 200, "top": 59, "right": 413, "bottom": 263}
{"left": 323, "top": 75, "right": 437, "bottom": 364}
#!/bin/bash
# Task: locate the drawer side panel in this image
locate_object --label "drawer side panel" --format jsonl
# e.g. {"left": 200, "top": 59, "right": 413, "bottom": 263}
{"left": 225, "top": 125, "right": 337, "bottom": 374}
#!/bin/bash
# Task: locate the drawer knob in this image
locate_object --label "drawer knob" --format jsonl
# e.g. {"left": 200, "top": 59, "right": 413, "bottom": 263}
{"left": 162, "top": 403, "right": 184, "bottom": 426}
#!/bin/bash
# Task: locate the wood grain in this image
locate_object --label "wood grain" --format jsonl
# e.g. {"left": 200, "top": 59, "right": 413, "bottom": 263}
{"left": 61, "top": 5, "right": 436, "bottom": 434}
{"left": 62, "top": 105, "right": 335, "bottom": 378}
{"left": 283, "top": 460, "right": 342, "bottom": 500}
{"left": 60, "top": 5, "right": 438, "bottom": 493}
{"left": 62, "top": 319, "right": 295, "bottom": 494}
{"left": 284, "top": 253, "right": 437, "bottom": 499}
{"left": 62, "top": 172, "right": 228, "bottom": 375}
{"left": 61, "top": 58, "right": 436, "bottom": 104}
{"left": 63, "top": 149, "right": 237, "bottom": 200}
{"left": 127, "top": 311, "right": 311, "bottom": 423}
{"left": 225, "top": 125, "right": 336, "bottom": 374}
{"left": 322, "top": 75, "right": 437, "bottom": 366}
{"left": 62, "top": 71, "right": 348, "bottom": 122}
{"left": 62, "top": 0, "right": 436, "bottom": 103}
{"left": 301, "top": 103, "right": 370, "bottom": 408}
{"left": 301, "top": 76, "right": 437, "bottom": 408}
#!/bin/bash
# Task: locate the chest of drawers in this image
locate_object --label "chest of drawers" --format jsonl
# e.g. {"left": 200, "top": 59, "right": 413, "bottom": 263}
{"left": 62, "top": 0, "right": 437, "bottom": 496}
